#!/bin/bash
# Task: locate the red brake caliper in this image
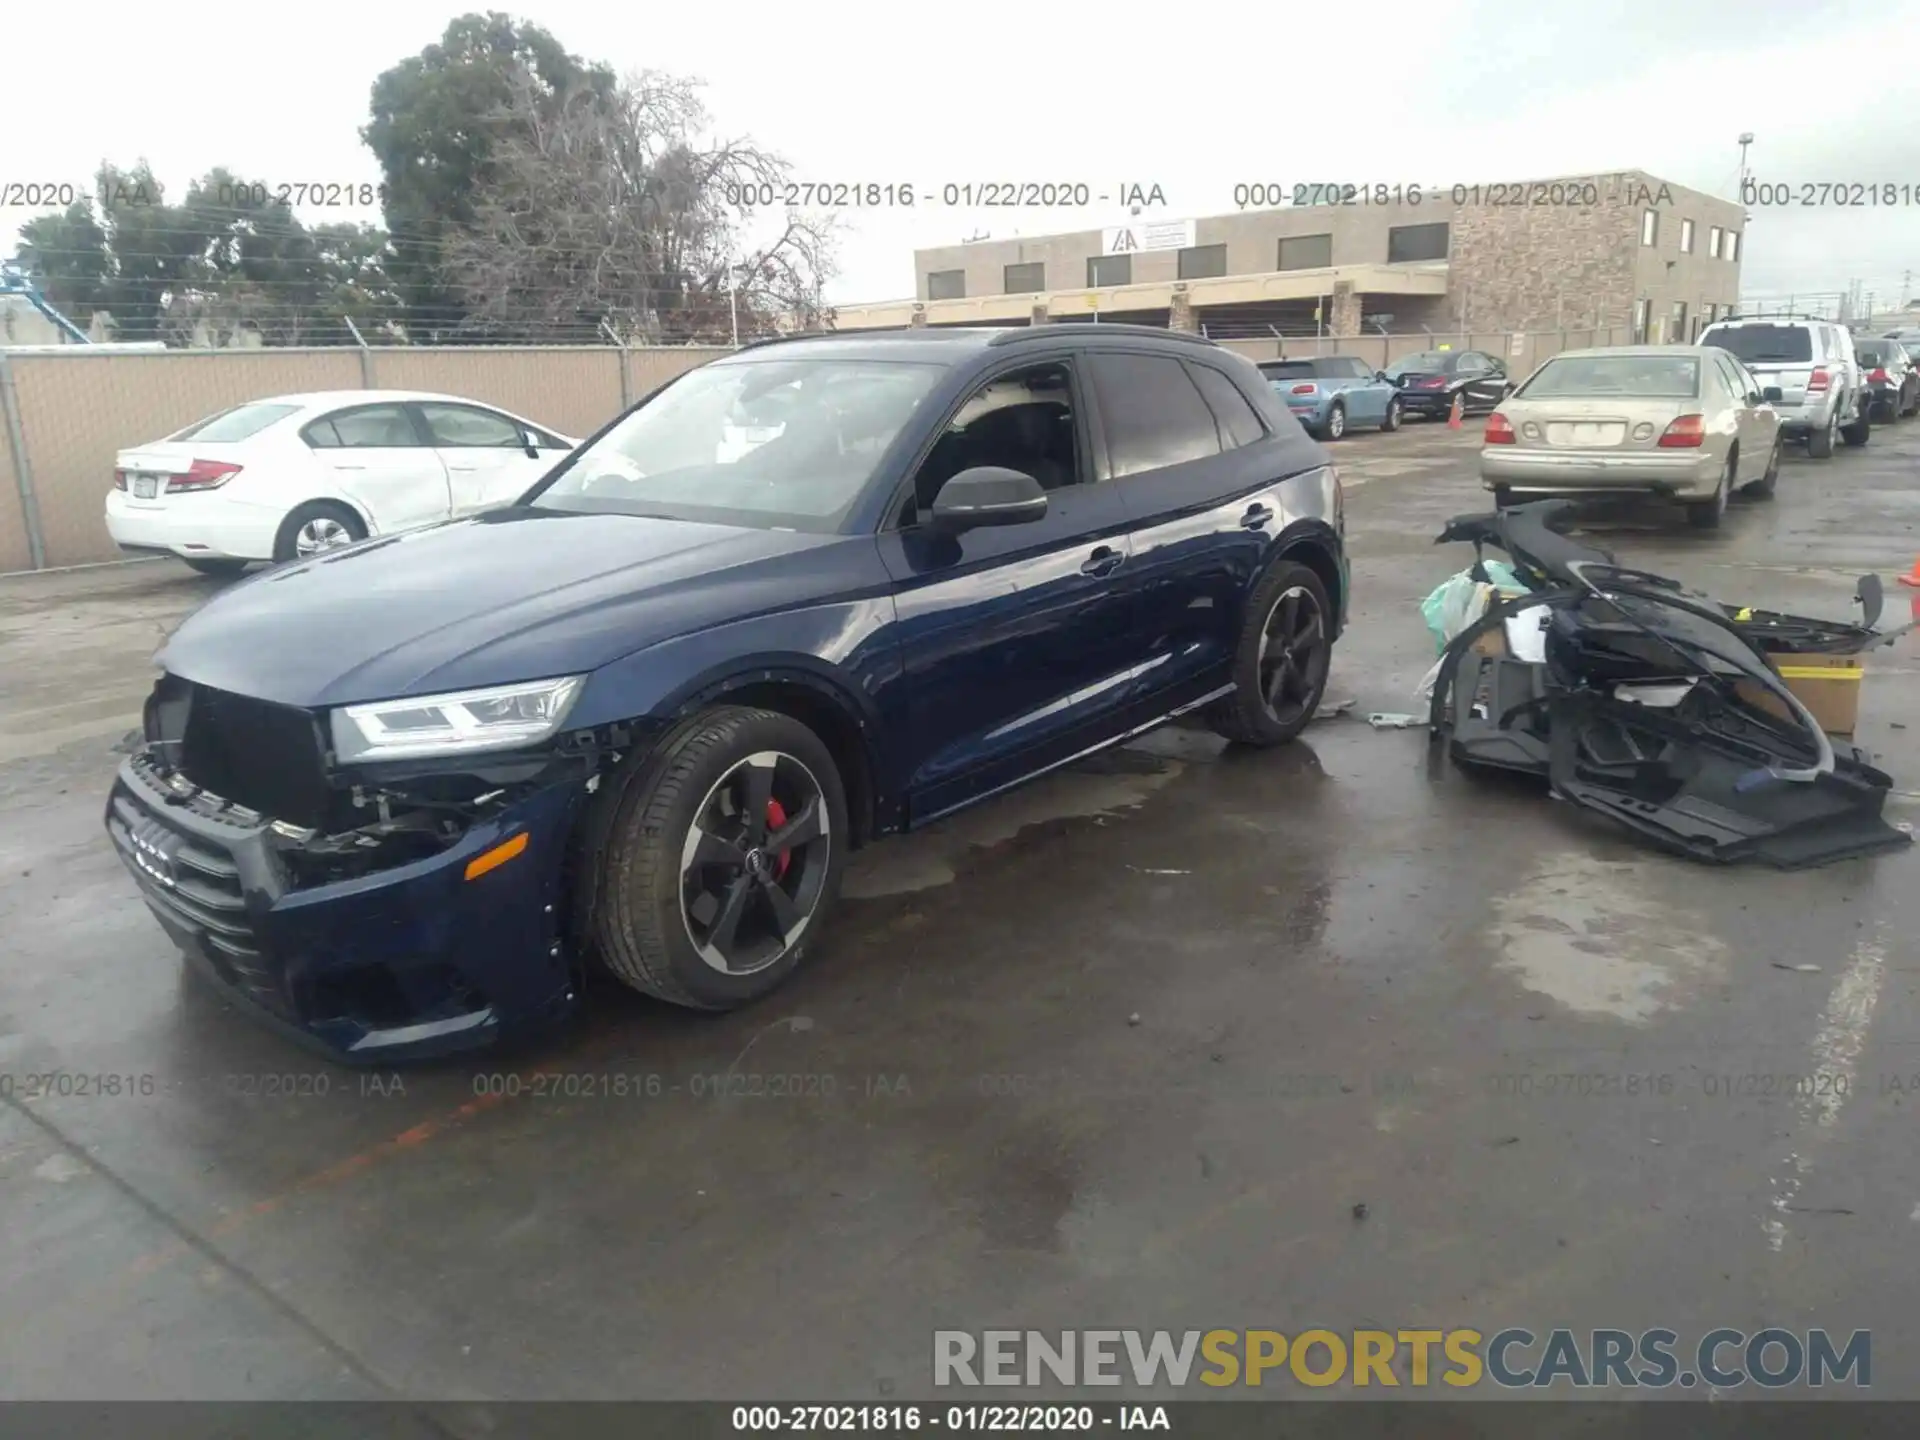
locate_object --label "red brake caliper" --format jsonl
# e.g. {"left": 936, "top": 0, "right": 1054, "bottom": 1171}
{"left": 765, "top": 797, "right": 793, "bottom": 880}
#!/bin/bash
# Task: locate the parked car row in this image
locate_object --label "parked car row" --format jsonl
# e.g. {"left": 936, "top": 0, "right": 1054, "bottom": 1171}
{"left": 1257, "top": 349, "right": 1512, "bottom": 440}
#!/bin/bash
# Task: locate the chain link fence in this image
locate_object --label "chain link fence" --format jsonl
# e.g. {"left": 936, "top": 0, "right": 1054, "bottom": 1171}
{"left": 0, "top": 342, "right": 731, "bottom": 572}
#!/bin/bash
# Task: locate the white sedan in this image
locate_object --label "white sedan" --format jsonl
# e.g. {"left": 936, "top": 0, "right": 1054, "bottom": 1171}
{"left": 104, "top": 390, "right": 578, "bottom": 575}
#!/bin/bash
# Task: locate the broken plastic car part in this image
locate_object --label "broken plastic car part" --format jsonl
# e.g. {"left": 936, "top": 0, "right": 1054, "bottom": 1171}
{"left": 1425, "top": 500, "right": 1911, "bottom": 868}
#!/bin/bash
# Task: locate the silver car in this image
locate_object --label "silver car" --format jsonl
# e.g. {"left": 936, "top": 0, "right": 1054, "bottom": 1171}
{"left": 1480, "top": 345, "right": 1783, "bottom": 529}
{"left": 1696, "top": 316, "right": 1868, "bottom": 458}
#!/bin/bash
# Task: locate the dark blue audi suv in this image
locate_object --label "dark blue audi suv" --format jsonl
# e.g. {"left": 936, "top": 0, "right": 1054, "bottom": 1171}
{"left": 106, "top": 324, "right": 1349, "bottom": 1061}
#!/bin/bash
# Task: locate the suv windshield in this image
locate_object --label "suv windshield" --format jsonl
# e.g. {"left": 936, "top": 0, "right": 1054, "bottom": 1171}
{"left": 1519, "top": 355, "right": 1700, "bottom": 398}
{"left": 1702, "top": 325, "right": 1813, "bottom": 364}
{"left": 532, "top": 358, "right": 944, "bottom": 531}
{"left": 1383, "top": 351, "right": 1450, "bottom": 377}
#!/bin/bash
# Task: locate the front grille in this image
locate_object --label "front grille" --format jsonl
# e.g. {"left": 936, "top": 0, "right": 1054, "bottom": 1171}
{"left": 107, "top": 785, "right": 291, "bottom": 1018}
{"left": 180, "top": 684, "right": 330, "bottom": 830}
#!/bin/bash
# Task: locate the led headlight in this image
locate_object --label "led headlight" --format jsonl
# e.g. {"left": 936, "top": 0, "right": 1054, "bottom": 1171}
{"left": 330, "top": 676, "right": 586, "bottom": 763}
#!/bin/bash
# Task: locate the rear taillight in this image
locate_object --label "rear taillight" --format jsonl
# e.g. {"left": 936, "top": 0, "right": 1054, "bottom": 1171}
{"left": 1484, "top": 412, "right": 1515, "bottom": 445}
{"left": 113, "top": 469, "right": 127, "bottom": 491}
{"left": 166, "top": 459, "right": 243, "bottom": 493}
{"left": 1657, "top": 414, "right": 1706, "bottom": 448}
{"left": 1869, "top": 367, "right": 1888, "bottom": 383}
{"left": 1806, "top": 367, "right": 1831, "bottom": 393}
{"left": 1415, "top": 376, "right": 1447, "bottom": 388}
{"left": 1290, "top": 383, "right": 1317, "bottom": 395}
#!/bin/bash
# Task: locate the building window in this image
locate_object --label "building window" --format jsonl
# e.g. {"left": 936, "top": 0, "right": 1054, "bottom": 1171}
{"left": 1680, "top": 219, "right": 1695, "bottom": 253}
{"left": 1277, "top": 233, "right": 1332, "bottom": 271}
{"left": 927, "top": 269, "right": 965, "bottom": 301}
{"left": 1726, "top": 230, "right": 1740, "bottom": 262}
{"left": 1632, "top": 298, "right": 1650, "bottom": 343}
{"left": 1177, "top": 244, "right": 1228, "bottom": 280}
{"left": 1671, "top": 300, "right": 1688, "bottom": 342}
{"left": 1087, "top": 254, "right": 1130, "bottom": 288}
{"left": 1387, "top": 222, "right": 1449, "bottom": 263}
{"left": 1641, "top": 209, "right": 1659, "bottom": 246}
{"left": 1003, "top": 262, "right": 1045, "bottom": 295}
{"left": 1708, "top": 226, "right": 1722, "bottom": 259}
{"left": 1702, "top": 302, "right": 1716, "bottom": 327}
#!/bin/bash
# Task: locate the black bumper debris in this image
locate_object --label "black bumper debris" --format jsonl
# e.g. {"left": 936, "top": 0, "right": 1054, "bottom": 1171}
{"left": 1425, "top": 500, "right": 1912, "bottom": 869}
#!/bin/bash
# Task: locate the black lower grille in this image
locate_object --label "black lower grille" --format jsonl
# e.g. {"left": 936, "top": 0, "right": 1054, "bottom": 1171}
{"left": 108, "top": 787, "right": 292, "bottom": 1018}
{"left": 180, "top": 684, "right": 330, "bottom": 829}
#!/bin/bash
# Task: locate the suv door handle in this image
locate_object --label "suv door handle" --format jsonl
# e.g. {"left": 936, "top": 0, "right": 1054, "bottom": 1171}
{"left": 1241, "top": 503, "right": 1275, "bottom": 530}
{"left": 1081, "top": 546, "right": 1124, "bottom": 578}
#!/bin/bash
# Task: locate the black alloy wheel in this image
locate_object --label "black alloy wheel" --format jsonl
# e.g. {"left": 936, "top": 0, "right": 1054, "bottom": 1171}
{"left": 679, "top": 750, "right": 832, "bottom": 978}
{"left": 1208, "top": 561, "right": 1334, "bottom": 747}
{"left": 588, "top": 706, "right": 847, "bottom": 1009}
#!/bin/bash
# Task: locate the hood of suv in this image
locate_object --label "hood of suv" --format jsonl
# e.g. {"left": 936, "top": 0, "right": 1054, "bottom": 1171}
{"left": 156, "top": 507, "right": 853, "bottom": 708}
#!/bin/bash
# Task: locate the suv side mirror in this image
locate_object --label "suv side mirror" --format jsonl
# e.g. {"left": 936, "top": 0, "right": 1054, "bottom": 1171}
{"left": 1375, "top": 370, "right": 1390, "bottom": 383}
{"left": 1762, "top": 386, "right": 1783, "bottom": 404}
{"left": 930, "top": 466, "right": 1049, "bottom": 531}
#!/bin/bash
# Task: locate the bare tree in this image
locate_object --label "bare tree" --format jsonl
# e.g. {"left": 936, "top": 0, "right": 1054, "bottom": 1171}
{"left": 442, "top": 67, "right": 838, "bottom": 343}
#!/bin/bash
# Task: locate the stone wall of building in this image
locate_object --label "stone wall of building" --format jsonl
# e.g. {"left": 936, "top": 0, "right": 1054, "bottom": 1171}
{"left": 1444, "top": 176, "right": 1644, "bottom": 333}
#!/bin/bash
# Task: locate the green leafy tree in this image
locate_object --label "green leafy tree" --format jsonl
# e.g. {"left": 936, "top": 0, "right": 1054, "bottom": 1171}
{"left": 362, "top": 12, "right": 617, "bottom": 338}
{"left": 10, "top": 163, "right": 397, "bottom": 346}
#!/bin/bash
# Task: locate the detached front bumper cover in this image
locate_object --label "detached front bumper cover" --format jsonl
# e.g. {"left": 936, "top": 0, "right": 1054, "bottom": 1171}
{"left": 1425, "top": 500, "right": 1913, "bottom": 869}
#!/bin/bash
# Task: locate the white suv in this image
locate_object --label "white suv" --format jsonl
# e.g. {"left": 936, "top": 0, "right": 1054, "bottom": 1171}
{"left": 1697, "top": 317, "right": 1869, "bottom": 458}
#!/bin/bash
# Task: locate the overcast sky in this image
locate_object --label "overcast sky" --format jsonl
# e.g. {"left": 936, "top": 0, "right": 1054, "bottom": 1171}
{"left": 4, "top": 0, "right": 1917, "bottom": 312}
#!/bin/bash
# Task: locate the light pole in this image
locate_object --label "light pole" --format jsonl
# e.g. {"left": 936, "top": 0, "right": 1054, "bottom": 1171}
{"left": 1737, "top": 133, "right": 1754, "bottom": 199}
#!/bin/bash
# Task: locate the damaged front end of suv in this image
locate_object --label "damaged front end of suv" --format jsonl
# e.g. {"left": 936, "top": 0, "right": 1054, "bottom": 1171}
{"left": 1426, "top": 500, "right": 1913, "bottom": 868}
{"left": 107, "top": 670, "right": 650, "bottom": 1061}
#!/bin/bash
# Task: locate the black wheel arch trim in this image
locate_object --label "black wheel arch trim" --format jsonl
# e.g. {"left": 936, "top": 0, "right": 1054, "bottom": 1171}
{"left": 1267, "top": 519, "right": 1349, "bottom": 638}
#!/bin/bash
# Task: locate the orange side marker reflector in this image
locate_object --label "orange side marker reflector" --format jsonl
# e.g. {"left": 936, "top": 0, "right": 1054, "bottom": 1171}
{"left": 464, "top": 831, "right": 528, "bottom": 881}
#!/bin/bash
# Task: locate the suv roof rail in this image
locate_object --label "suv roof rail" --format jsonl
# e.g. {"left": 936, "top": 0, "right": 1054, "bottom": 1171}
{"left": 986, "top": 323, "right": 1218, "bottom": 348}
{"left": 1713, "top": 312, "right": 1839, "bottom": 325}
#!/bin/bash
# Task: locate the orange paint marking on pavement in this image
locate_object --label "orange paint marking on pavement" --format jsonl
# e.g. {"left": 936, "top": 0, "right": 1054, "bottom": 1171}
{"left": 33, "top": 1083, "right": 529, "bottom": 1328}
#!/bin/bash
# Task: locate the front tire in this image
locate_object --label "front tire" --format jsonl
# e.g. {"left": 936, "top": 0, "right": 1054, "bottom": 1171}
{"left": 1207, "top": 562, "right": 1334, "bottom": 748}
{"left": 1380, "top": 397, "right": 1402, "bottom": 432}
{"left": 273, "top": 500, "right": 367, "bottom": 562}
{"left": 591, "top": 706, "right": 847, "bottom": 1010}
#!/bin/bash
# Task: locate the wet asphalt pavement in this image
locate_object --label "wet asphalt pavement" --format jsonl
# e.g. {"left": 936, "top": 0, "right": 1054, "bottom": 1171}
{"left": 3, "top": 416, "right": 1920, "bottom": 1403}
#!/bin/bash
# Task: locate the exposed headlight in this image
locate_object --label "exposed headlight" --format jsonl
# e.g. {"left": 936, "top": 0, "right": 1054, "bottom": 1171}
{"left": 330, "top": 676, "right": 586, "bottom": 763}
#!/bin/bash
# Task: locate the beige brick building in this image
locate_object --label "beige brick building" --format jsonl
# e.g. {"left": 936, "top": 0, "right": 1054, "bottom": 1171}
{"left": 832, "top": 170, "right": 1745, "bottom": 347}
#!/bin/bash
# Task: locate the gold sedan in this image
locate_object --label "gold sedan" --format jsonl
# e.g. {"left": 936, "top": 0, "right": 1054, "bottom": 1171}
{"left": 1480, "top": 345, "right": 1785, "bottom": 529}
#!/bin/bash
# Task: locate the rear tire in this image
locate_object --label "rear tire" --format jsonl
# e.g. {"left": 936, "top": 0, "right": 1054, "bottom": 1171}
{"left": 589, "top": 706, "right": 847, "bottom": 1010}
{"left": 1807, "top": 411, "right": 1837, "bottom": 458}
{"left": 1742, "top": 437, "right": 1780, "bottom": 499}
{"left": 1491, "top": 484, "right": 1515, "bottom": 509}
{"left": 1686, "top": 457, "right": 1732, "bottom": 529}
{"left": 1324, "top": 402, "right": 1347, "bottom": 441}
{"left": 1841, "top": 401, "right": 1871, "bottom": 447}
{"left": 182, "top": 557, "right": 249, "bottom": 577}
{"left": 1206, "top": 562, "right": 1335, "bottom": 748}
{"left": 272, "top": 500, "right": 367, "bottom": 562}
{"left": 1380, "top": 397, "right": 1402, "bottom": 433}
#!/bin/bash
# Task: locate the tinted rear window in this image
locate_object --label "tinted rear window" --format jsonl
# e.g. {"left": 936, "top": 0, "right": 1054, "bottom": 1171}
{"left": 1518, "top": 355, "right": 1700, "bottom": 399}
{"left": 1261, "top": 361, "right": 1315, "bottom": 381}
{"left": 167, "top": 402, "right": 301, "bottom": 442}
{"left": 1702, "top": 325, "right": 1812, "bottom": 364}
{"left": 1854, "top": 341, "right": 1889, "bottom": 363}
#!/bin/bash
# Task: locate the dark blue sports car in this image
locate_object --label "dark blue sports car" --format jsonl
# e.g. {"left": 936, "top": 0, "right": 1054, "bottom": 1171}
{"left": 107, "top": 324, "right": 1349, "bottom": 1061}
